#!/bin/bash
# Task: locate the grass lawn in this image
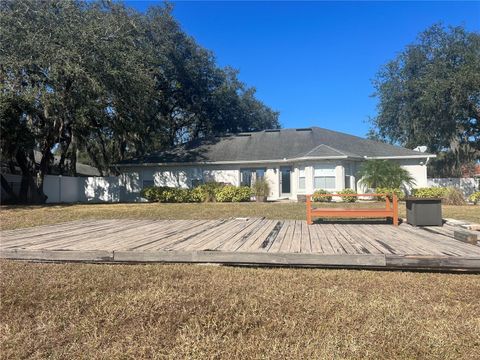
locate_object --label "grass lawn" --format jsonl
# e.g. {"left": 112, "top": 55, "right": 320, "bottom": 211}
{"left": 1, "top": 261, "right": 479, "bottom": 359}
{"left": 0, "top": 201, "right": 479, "bottom": 230}
{"left": 1, "top": 204, "right": 479, "bottom": 358}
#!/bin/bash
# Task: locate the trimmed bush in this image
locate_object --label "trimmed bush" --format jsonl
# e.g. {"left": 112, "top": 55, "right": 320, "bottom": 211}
{"left": 141, "top": 186, "right": 160, "bottom": 202}
{"left": 469, "top": 191, "right": 480, "bottom": 205}
{"left": 214, "top": 185, "right": 252, "bottom": 202}
{"left": 195, "top": 182, "right": 225, "bottom": 202}
{"left": 190, "top": 187, "right": 207, "bottom": 203}
{"left": 141, "top": 186, "right": 202, "bottom": 203}
{"left": 375, "top": 187, "right": 405, "bottom": 201}
{"left": 338, "top": 188, "right": 357, "bottom": 203}
{"left": 311, "top": 189, "right": 332, "bottom": 202}
{"left": 142, "top": 184, "right": 252, "bottom": 203}
{"left": 412, "top": 187, "right": 449, "bottom": 199}
{"left": 413, "top": 187, "right": 466, "bottom": 205}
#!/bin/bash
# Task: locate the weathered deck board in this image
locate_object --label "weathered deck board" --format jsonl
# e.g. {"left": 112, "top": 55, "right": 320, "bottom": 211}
{"left": 2, "top": 218, "right": 480, "bottom": 270}
{"left": 268, "top": 220, "right": 290, "bottom": 253}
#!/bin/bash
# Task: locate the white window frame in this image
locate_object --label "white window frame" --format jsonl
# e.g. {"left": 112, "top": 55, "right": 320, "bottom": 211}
{"left": 313, "top": 165, "right": 336, "bottom": 190}
{"left": 298, "top": 167, "right": 306, "bottom": 191}
{"left": 240, "top": 168, "right": 267, "bottom": 187}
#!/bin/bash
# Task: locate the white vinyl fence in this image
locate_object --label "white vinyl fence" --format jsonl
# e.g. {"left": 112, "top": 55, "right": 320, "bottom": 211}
{"left": 427, "top": 177, "right": 479, "bottom": 196}
{"left": 1, "top": 173, "right": 144, "bottom": 203}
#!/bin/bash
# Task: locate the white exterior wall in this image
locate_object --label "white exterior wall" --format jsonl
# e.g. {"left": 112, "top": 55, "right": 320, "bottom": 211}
{"left": 396, "top": 159, "right": 429, "bottom": 189}
{"left": 1, "top": 157, "right": 431, "bottom": 204}
{"left": 122, "top": 161, "right": 349, "bottom": 201}
{"left": 82, "top": 176, "right": 122, "bottom": 202}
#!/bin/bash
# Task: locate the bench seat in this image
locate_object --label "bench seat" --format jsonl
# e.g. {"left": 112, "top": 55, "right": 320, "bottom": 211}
{"left": 306, "top": 193, "right": 399, "bottom": 226}
{"left": 311, "top": 209, "right": 394, "bottom": 217}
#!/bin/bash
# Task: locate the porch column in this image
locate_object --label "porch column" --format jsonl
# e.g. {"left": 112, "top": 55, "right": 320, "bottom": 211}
{"left": 335, "top": 164, "right": 345, "bottom": 191}
{"left": 306, "top": 165, "right": 314, "bottom": 195}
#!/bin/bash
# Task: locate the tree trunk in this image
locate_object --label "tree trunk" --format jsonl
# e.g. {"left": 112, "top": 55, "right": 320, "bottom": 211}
{"left": 15, "top": 150, "right": 47, "bottom": 204}
{"left": 87, "top": 146, "right": 104, "bottom": 177}
{"left": 58, "top": 136, "right": 71, "bottom": 175}
{"left": 68, "top": 132, "right": 77, "bottom": 176}
{"left": 36, "top": 147, "right": 52, "bottom": 202}
{"left": 0, "top": 174, "right": 18, "bottom": 203}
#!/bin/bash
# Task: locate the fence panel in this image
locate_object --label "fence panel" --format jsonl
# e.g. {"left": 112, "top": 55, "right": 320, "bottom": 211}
{"left": 427, "top": 178, "right": 479, "bottom": 196}
{"left": 1, "top": 174, "right": 147, "bottom": 203}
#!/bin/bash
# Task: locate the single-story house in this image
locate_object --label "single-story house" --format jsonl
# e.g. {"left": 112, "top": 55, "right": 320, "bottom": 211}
{"left": 115, "top": 127, "right": 435, "bottom": 201}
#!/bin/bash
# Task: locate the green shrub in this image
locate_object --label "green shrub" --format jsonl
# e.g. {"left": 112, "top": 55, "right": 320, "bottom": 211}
{"left": 338, "top": 188, "right": 357, "bottom": 202}
{"left": 190, "top": 187, "right": 207, "bottom": 203}
{"left": 141, "top": 186, "right": 159, "bottom": 202}
{"left": 412, "top": 187, "right": 449, "bottom": 199}
{"left": 214, "top": 185, "right": 252, "bottom": 202}
{"left": 142, "top": 185, "right": 252, "bottom": 203}
{"left": 195, "top": 182, "right": 225, "bottom": 202}
{"left": 469, "top": 191, "right": 480, "bottom": 205}
{"left": 375, "top": 187, "right": 405, "bottom": 201}
{"left": 140, "top": 186, "right": 202, "bottom": 203}
{"left": 413, "top": 187, "right": 466, "bottom": 205}
{"left": 311, "top": 189, "right": 332, "bottom": 202}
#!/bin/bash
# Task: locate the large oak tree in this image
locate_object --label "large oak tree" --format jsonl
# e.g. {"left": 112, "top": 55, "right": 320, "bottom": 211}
{"left": 370, "top": 24, "right": 480, "bottom": 177}
{"left": 0, "top": 1, "right": 279, "bottom": 203}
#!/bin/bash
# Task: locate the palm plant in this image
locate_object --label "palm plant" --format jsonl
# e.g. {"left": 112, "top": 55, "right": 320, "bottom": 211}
{"left": 358, "top": 160, "right": 415, "bottom": 189}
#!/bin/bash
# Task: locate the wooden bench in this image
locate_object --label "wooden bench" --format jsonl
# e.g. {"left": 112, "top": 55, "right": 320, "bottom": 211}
{"left": 306, "top": 193, "right": 399, "bottom": 226}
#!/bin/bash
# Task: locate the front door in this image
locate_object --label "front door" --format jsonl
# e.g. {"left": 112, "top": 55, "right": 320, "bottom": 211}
{"left": 280, "top": 167, "right": 291, "bottom": 196}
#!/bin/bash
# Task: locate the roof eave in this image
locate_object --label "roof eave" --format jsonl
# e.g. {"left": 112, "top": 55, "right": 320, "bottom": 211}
{"left": 114, "top": 154, "right": 435, "bottom": 168}
{"left": 114, "top": 155, "right": 352, "bottom": 167}
{"left": 364, "top": 154, "right": 436, "bottom": 159}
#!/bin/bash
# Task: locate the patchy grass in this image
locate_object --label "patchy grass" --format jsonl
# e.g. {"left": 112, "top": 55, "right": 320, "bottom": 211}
{"left": 0, "top": 261, "right": 479, "bottom": 359}
{"left": 1, "top": 202, "right": 479, "bottom": 230}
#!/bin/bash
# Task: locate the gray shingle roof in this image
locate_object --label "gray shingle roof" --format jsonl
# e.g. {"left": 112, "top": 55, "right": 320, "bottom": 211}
{"left": 117, "top": 127, "right": 432, "bottom": 165}
{"left": 33, "top": 150, "right": 101, "bottom": 176}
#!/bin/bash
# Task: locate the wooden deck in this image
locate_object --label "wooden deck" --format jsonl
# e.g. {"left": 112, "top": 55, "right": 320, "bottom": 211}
{"left": 1, "top": 218, "right": 480, "bottom": 270}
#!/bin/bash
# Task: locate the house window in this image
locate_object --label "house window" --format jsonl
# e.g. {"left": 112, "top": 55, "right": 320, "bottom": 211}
{"left": 345, "top": 176, "right": 351, "bottom": 189}
{"left": 240, "top": 168, "right": 266, "bottom": 186}
{"left": 298, "top": 168, "right": 306, "bottom": 190}
{"left": 142, "top": 180, "right": 154, "bottom": 189}
{"left": 313, "top": 165, "right": 336, "bottom": 190}
{"left": 240, "top": 169, "right": 252, "bottom": 186}
{"left": 191, "top": 168, "right": 203, "bottom": 188}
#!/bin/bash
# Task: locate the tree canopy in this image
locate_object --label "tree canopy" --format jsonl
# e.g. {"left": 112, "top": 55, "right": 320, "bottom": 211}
{"left": 370, "top": 24, "right": 480, "bottom": 177}
{"left": 0, "top": 0, "right": 279, "bottom": 202}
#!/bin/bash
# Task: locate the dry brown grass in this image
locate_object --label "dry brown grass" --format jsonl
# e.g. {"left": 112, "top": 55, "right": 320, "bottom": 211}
{"left": 1, "top": 202, "right": 479, "bottom": 230}
{"left": 1, "top": 260, "right": 479, "bottom": 359}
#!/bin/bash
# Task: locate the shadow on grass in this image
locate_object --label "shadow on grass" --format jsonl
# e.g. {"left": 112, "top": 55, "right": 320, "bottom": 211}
{"left": 0, "top": 202, "right": 146, "bottom": 210}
